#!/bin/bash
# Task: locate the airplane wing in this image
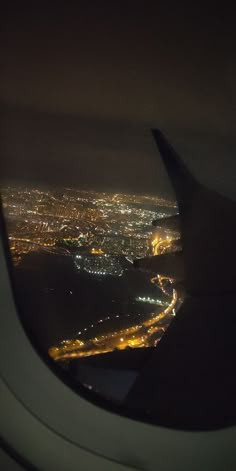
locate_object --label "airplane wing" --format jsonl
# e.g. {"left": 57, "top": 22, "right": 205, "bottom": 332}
{"left": 124, "top": 129, "right": 236, "bottom": 429}
{"left": 152, "top": 213, "right": 180, "bottom": 231}
{"left": 133, "top": 251, "right": 184, "bottom": 280}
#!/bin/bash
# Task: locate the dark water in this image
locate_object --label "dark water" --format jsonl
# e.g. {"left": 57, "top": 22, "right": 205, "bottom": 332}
{"left": 12, "top": 251, "right": 165, "bottom": 350}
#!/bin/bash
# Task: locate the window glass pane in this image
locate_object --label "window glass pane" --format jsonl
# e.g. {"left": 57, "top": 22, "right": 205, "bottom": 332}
{"left": 0, "top": 108, "right": 184, "bottom": 411}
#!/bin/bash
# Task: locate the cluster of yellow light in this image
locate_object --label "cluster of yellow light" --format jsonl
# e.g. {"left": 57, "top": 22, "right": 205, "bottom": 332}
{"left": 48, "top": 282, "right": 178, "bottom": 362}
{"left": 92, "top": 325, "right": 141, "bottom": 344}
{"left": 90, "top": 247, "right": 104, "bottom": 255}
{"left": 143, "top": 289, "right": 177, "bottom": 327}
{"left": 49, "top": 335, "right": 150, "bottom": 362}
{"left": 152, "top": 235, "right": 174, "bottom": 256}
{"left": 9, "top": 236, "right": 56, "bottom": 265}
{"left": 147, "top": 326, "right": 165, "bottom": 335}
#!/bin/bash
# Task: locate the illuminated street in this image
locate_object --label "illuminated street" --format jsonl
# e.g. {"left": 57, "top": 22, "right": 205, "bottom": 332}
{"left": 48, "top": 234, "right": 179, "bottom": 362}
{"left": 48, "top": 277, "right": 178, "bottom": 361}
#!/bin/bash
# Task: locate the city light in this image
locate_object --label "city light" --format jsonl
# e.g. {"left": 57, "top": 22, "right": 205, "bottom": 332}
{"left": 2, "top": 184, "right": 181, "bottom": 362}
{"left": 48, "top": 276, "right": 178, "bottom": 361}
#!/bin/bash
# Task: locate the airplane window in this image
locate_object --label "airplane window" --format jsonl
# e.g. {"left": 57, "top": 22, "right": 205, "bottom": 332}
{"left": 0, "top": 106, "right": 187, "bottom": 425}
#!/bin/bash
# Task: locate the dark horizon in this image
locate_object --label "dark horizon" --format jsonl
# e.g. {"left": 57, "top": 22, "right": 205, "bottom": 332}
{"left": 0, "top": 177, "right": 178, "bottom": 201}
{"left": 1, "top": 3, "right": 235, "bottom": 199}
{"left": 0, "top": 104, "right": 177, "bottom": 198}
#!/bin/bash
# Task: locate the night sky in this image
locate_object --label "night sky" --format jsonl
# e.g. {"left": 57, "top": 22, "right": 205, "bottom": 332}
{"left": 0, "top": 3, "right": 235, "bottom": 197}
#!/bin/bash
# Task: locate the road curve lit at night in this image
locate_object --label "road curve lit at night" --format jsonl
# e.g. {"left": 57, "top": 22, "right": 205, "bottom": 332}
{"left": 48, "top": 277, "right": 178, "bottom": 362}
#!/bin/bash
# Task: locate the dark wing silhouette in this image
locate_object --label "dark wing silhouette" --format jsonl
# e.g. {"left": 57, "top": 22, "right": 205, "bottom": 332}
{"left": 124, "top": 129, "right": 236, "bottom": 429}
{"left": 152, "top": 213, "right": 180, "bottom": 232}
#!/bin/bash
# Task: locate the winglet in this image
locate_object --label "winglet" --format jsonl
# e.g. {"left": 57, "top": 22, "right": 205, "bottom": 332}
{"left": 151, "top": 129, "right": 199, "bottom": 211}
{"left": 151, "top": 128, "right": 236, "bottom": 295}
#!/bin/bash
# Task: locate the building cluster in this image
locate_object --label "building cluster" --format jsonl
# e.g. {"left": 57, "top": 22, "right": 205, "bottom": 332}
{"left": 2, "top": 185, "right": 178, "bottom": 265}
{"left": 74, "top": 254, "right": 124, "bottom": 277}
